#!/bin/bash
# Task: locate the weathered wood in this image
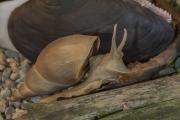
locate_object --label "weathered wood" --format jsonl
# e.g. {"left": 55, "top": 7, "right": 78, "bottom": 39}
{"left": 19, "top": 73, "right": 180, "bottom": 120}
{"left": 100, "top": 98, "right": 180, "bottom": 120}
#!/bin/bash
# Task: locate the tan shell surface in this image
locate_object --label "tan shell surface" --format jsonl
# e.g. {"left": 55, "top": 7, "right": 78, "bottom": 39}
{"left": 34, "top": 35, "right": 100, "bottom": 86}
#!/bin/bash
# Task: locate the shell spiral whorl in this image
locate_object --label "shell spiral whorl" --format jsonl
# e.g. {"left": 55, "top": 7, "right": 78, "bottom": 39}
{"left": 12, "top": 35, "right": 100, "bottom": 100}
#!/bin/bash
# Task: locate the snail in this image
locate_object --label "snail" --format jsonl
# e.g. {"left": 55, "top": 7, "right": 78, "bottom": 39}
{"left": 11, "top": 24, "right": 130, "bottom": 100}
{"left": 0, "top": 0, "right": 175, "bottom": 64}
{"left": 12, "top": 24, "right": 178, "bottom": 103}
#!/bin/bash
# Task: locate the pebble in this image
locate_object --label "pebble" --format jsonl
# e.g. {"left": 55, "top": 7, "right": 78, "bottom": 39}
{"left": 10, "top": 73, "right": 19, "bottom": 81}
{"left": 2, "top": 68, "right": 12, "bottom": 82}
{"left": 15, "top": 78, "right": 24, "bottom": 84}
{"left": 4, "top": 50, "right": 19, "bottom": 60}
{"left": 20, "top": 59, "right": 31, "bottom": 74}
{"left": 0, "top": 65, "right": 5, "bottom": 71}
{"left": 0, "top": 88, "right": 12, "bottom": 99}
{"left": 12, "top": 109, "right": 27, "bottom": 119}
{"left": 18, "top": 70, "right": 27, "bottom": 83}
{"left": 20, "top": 100, "right": 29, "bottom": 110}
{"left": 0, "top": 51, "right": 6, "bottom": 65}
{"left": 4, "top": 80, "right": 15, "bottom": 89}
{"left": 31, "top": 96, "right": 42, "bottom": 103}
{"left": 5, "top": 107, "right": 15, "bottom": 120}
{"left": 9, "top": 101, "right": 21, "bottom": 108}
{"left": 0, "top": 49, "right": 31, "bottom": 119}
{"left": 7, "top": 58, "right": 19, "bottom": 66}
{"left": 7, "top": 58, "right": 19, "bottom": 73}
{"left": 0, "top": 99, "right": 7, "bottom": 113}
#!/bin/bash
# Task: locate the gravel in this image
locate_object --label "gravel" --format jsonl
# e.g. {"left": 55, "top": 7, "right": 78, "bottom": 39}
{"left": 0, "top": 48, "right": 31, "bottom": 120}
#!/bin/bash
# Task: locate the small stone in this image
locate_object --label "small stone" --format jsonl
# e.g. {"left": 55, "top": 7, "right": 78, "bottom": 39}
{"left": 10, "top": 73, "right": 19, "bottom": 81}
{"left": 10, "top": 63, "right": 19, "bottom": 72}
{"left": 0, "top": 88, "right": 12, "bottom": 99}
{"left": 31, "top": 96, "right": 42, "bottom": 103}
{"left": 7, "top": 58, "right": 19, "bottom": 66}
{"left": 21, "top": 59, "right": 31, "bottom": 64}
{"left": 20, "top": 59, "right": 31, "bottom": 72}
{"left": 4, "top": 80, "right": 16, "bottom": 89}
{"left": 6, "top": 58, "right": 14, "bottom": 63}
{"left": 4, "top": 50, "right": 19, "bottom": 59}
{"left": 0, "top": 65, "right": 5, "bottom": 71}
{"left": 5, "top": 107, "right": 15, "bottom": 120}
{"left": 2, "top": 68, "right": 12, "bottom": 82}
{"left": 15, "top": 78, "right": 24, "bottom": 84}
{"left": 9, "top": 101, "right": 21, "bottom": 108}
{"left": 12, "top": 109, "right": 27, "bottom": 119}
{"left": 158, "top": 67, "right": 176, "bottom": 77}
{"left": 7, "top": 58, "right": 19, "bottom": 72}
{"left": 0, "top": 99, "right": 7, "bottom": 113}
{"left": 0, "top": 51, "right": 6, "bottom": 65}
{"left": 21, "top": 100, "right": 29, "bottom": 109}
{"left": 18, "top": 59, "right": 30, "bottom": 80}
{"left": 18, "top": 69, "right": 28, "bottom": 83}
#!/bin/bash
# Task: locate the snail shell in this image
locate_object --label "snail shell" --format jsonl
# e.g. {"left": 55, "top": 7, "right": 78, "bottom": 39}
{"left": 12, "top": 35, "right": 100, "bottom": 100}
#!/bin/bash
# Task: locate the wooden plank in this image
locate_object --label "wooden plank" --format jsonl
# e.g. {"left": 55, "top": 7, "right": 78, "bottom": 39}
{"left": 21, "top": 73, "right": 180, "bottom": 120}
{"left": 100, "top": 98, "right": 180, "bottom": 120}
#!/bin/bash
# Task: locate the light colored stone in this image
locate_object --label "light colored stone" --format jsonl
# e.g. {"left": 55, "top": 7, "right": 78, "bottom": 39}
{"left": 10, "top": 73, "right": 19, "bottom": 81}
{"left": 0, "top": 51, "right": 6, "bottom": 65}
{"left": 31, "top": 96, "right": 42, "bottom": 103}
{"left": 18, "top": 69, "right": 28, "bottom": 83}
{"left": 2, "top": 68, "right": 12, "bottom": 82}
{"left": 20, "top": 59, "right": 31, "bottom": 71}
{"left": 0, "top": 88, "right": 11, "bottom": 99}
{"left": 12, "top": 109, "right": 27, "bottom": 119}
{"left": 0, "top": 65, "right": 5, "bottom": 71}
{"left": 4, "top": 80, "right": 15, "bottom": 89}
{"left": 0, "top": 99, "right": 7, "bottom": 113}
{"left": 7, "top": 58, "right": 19, "bottom": 73}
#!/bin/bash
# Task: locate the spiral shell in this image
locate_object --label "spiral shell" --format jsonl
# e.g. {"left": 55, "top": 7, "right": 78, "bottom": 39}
{"left": 12, "top": 35, "right": 100, "bottom": 100}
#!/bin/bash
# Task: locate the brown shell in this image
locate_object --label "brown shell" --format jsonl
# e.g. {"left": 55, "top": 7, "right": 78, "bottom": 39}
{"left": 12, "top": 35, "right": 100, "bottom": 100}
